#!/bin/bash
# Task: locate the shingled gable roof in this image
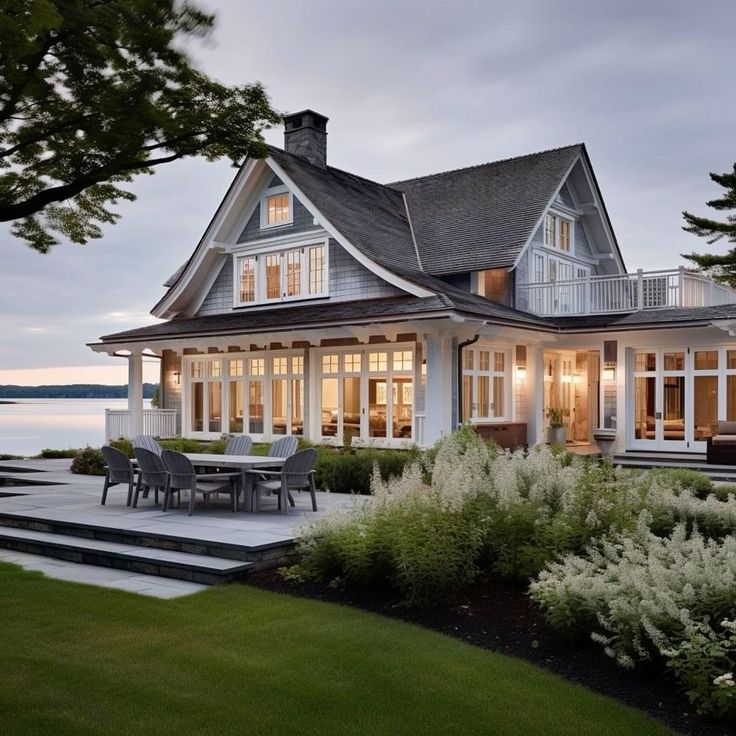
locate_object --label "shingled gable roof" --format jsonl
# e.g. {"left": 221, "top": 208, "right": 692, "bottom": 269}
{"left": 266, "top": 146, "right": 421, "bottom": 275}
{"left": 389, "top": 144, "right": 584, "bottom": 275}
{"left": 99, "top": 287, "right": 552, "bottom": 344}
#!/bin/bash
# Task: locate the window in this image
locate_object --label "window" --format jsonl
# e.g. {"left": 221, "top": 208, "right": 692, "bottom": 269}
{"left": 261, "top": 189, "right": 292, "bottom": 228}
{"left": 234, "top": 242, "right": 327, "bottom": 306}
{"left": 543, "top": 213, "right": 573, "bottom": 252}
{"left": 239, "top": 257, "right": 256, "bottom": 303}
{"left": 461, "top": 347, "right": 511, "bottom": 421}
{"left": 473, "top": 268, "right": 511, "bottom": 306}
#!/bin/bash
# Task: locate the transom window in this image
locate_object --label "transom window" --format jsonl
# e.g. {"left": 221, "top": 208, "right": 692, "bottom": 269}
{"left": 544, "top": 213, "right": 573, "bottom": 252}
{"left": 235, "top": 242, "right": 327, "bottom": 306}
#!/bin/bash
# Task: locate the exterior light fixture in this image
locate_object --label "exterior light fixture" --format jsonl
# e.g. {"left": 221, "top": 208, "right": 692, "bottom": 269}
{"left": 602, "top": 366, "right": 616, "bottom": 382}
{"left": 515, "top": 365, "right": 527, "bottom": 380}
{"left": 173, "top": 371, "right": 181, "bottom": 385}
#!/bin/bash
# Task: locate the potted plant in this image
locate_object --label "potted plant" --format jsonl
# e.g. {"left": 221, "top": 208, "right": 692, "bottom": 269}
{"left": 593, "top": 427, "right": 617, "bottom": 458}
{"left": 546, "top": 407, "right": 567, "bottom": 446}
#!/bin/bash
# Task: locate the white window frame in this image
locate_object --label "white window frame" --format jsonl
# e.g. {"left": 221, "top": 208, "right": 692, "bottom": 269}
{"left": 182, "top": 350, "right": 306, "bottom": 441}
{"left": 260, "top": 185, "right": 293, "bottom": 230}
{"left": 313, "top": 343, "right": 417, "bottom": 448}
{"left": 461, "top": 347, "right": 513, "bottom": 423}
{"left": 232, "top": 236, "right": 329, "bottom": 307}
{"left": 543, "top": 211, "right": 575, "bottom": 254}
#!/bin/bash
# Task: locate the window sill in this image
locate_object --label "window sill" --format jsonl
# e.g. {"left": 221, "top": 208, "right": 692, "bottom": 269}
{"left": 233, "top": 295, "right": 329, "bottom": 311}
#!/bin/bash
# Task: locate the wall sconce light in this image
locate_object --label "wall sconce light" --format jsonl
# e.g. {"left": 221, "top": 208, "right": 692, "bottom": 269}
{"left": 173, "top": 371, "right": 181, "bottom": 385}
{"left": 515, "top": 365, "right": 527, "bottom": 380}
{"left": 602, "top": 365, "right": 616, "bottom": 382}
{"left": 561, "top": 374, "right": 572, "bottom": 384}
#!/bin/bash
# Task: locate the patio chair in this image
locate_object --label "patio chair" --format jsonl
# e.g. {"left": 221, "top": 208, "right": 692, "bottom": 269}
{"left": 161, "top": 450, "right": 241, "bottom": 516}
{"left": 225, "top": 435, "right": 253, "bottom": 456}
{"left": 267, "top": 435, "right": 298, "bottom": 458}
{"left": 248, "top": 448, "right": 318, "bottom": 513}
{"left": 132, "top": 434, "right": 163, "bottom": 456}
{"left": 132, "top": 447, "right": 173, "bottom": 509}
{"left": 100, "top": 446, "right": 137, "bottom": 507}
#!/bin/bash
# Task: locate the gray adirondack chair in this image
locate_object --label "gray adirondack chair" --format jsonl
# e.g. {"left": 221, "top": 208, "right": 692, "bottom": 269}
{"left": 100, "top": 446, "right": 137, "bottom": 506}
{"left": 132, "top": 447, "right": 172, "bottom": 508}
{"left": 132, "top": 435, "right": 163, "bottom": 456}
{"left": 267, "top": 436, "right": 298, "bottom": 458}
{"left": 249, "top": 448, "right": 318, "bottom": 513}
{"left": 161, "top": 450, "right": 241, "bottom": 515}
{"left": 225, "top": 435, "right": 253, "bottom": 456}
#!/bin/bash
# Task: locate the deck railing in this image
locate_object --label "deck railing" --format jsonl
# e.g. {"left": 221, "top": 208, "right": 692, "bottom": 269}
{"left": 105, "top": 409, "right": 178, "bottom": 441}
{"left": 517, "top": 267, "right": 736, "bottom": 317}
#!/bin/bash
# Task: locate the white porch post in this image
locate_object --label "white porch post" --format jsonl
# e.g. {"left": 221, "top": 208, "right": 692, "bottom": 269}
{"left": 424, "top": 335, "right": 454, "bottom": 445}
{"left": 525, "top": 345, "right": 545, "bottom": 446}
{"left": 127, "top": 352, "right": 144, "bottom": 437}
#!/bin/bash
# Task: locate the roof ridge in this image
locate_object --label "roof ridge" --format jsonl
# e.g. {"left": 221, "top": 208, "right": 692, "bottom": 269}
{"left": 387, "top": 143, "right": 584, "bottom": 187}
{"left": 267, "top": 144, "right": 404, "bottom": 194}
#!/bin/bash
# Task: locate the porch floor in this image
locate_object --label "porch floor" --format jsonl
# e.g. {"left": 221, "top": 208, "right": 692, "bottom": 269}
{"left": 0, "top": 459, "right": 360, "bottom": 596}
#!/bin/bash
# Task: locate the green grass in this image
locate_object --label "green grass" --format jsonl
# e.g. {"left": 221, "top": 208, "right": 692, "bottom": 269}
{"left": 0, "top": 563, "right": 673, "bottom": 736}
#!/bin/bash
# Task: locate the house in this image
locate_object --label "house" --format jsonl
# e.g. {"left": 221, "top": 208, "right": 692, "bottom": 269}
{"left": 90, "top": 109, "right": 736, "bottom": 456}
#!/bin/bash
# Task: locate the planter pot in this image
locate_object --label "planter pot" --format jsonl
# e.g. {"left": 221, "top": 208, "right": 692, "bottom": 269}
{"left": 547, "top": 426, "right": 567, "bottom": 446}
{"left": 593, "top": 428, "right": 617, "bottom": 458}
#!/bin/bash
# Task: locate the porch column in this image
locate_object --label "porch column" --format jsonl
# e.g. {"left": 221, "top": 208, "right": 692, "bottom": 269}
{"left": 424, "top": 335, "right": 454, "bottom": 445}
{"left": 525, "top": 345, "right": 545, "bottom": 446}
{"left": 127, "top": 352, "right": 144, "bottom": 437}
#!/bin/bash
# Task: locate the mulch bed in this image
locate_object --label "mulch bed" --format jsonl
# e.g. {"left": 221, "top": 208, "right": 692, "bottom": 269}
{"left": 246, "top": 571, "right": 734, "bottom": 736}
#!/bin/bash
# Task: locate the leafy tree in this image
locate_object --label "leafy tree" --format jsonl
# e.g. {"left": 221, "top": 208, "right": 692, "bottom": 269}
{"left": 0, "top": 0, "right": 280, "bottom": 252}
{"left": 682, "top": 163, "right": 736, "bottom": 284}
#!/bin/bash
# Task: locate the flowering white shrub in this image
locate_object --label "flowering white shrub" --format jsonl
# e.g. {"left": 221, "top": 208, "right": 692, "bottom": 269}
{"left": 530, "top": 522, "right": 736, "bottom": 715}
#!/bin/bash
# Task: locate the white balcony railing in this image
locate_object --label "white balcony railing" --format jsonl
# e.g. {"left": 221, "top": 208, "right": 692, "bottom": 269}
{"left": 517, "top": 267, "right": 736, "bottom": 317}
{"left": 105, "top": 409, "right": 178, "bottom": 441}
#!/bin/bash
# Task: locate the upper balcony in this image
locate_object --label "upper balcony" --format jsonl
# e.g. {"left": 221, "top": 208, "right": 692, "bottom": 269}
{"left": 517, "top": 267, "right": 736, "bottom": 318}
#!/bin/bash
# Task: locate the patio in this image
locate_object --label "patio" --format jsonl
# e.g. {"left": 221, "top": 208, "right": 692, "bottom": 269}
{"left": 0, "top": 458, "right": 359, "bottom": 595}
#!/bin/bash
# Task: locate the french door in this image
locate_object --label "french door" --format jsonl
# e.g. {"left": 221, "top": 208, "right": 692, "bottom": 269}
{"left": 631, "top": 349, "right": 688, "bottom": 451}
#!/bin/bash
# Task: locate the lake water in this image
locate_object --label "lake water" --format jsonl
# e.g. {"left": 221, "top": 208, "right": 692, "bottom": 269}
{"left": 0, "top": 398, "right": 152, "bottom": 457}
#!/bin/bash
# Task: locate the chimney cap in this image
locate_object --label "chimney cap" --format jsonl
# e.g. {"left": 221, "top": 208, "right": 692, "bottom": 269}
{"left": 283, "top": 109, "right": 329, "bottom": 133}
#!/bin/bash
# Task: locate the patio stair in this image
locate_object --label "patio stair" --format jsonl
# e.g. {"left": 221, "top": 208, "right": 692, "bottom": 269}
{"left": 612, "top": 452, "right": 736, "bottom": 482}
{"left": 0, "top": 524, "right": 254, "bottom": 585}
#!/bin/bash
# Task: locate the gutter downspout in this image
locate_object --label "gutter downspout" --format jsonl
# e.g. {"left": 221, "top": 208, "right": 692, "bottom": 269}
{"left": 457, "top": 334, "right": 480, "bottom": 427}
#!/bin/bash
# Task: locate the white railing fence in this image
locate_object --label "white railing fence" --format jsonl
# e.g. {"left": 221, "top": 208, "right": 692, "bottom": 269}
{"left": 105, "top": 409, "right": 178, "bottom": 441}
{"left": 517, "top": 267, "right": 736, "bottom": 317}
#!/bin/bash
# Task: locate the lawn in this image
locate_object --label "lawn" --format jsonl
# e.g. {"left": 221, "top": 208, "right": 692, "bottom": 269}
{"left": 0, "top": 563, "right": 672, "bottom": 736}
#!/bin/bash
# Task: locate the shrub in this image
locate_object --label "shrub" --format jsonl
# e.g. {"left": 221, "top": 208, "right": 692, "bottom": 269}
{"left": 529, "top": 523, "right": 736, "bottom": 716}
{"left": 312, "top": 446, "right": 419, "bottom": 495}
{"left": 70, "top": 447, "right": 106, "bottom": 476}
{"left": 108, "top": 437, "right": 134, "bottom": 458}
{"left": 158, "top": 437, "right": 209, "bottom": 453}
{"left": 644, "top": 467, "right": 714, "bottom": 498}
{"left": 38, "top": 448, "right": 80, "bottom": 459}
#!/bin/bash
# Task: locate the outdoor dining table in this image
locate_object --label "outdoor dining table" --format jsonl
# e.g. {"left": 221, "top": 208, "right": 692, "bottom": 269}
{"left": 183, "top": 453, "right": 286, "bottom": 512}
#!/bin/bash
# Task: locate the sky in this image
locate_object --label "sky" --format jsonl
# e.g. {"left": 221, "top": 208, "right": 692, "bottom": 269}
{"left": 1, "top": 0, "right": 734, "bottom": 385}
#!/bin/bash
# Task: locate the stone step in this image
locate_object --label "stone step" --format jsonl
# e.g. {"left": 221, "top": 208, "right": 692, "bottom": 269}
{"left": 612, "top": 455, "right": 736, "bottom": 482}
{"left": 0, "top": 526, "right": 254, "bottom": 585}
{"left": 0, "top": 511, "right": 295, "bottom": 567}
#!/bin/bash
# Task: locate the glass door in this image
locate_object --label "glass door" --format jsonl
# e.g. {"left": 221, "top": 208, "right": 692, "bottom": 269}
{"left": 631, "top": 350, "right": 688, "bottom": 451}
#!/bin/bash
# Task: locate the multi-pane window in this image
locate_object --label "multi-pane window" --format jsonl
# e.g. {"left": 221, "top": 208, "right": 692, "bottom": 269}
{"left": 265, "top": 193, "right": 290, "bottom": 226}
{"left": 235, "top": 243, "right": 326, "bottom": 305}
{"left": 319, "top": 348, "right": 415, "bottom": 443}
{"left": 239, "top": 257, "right": 256, "bottom": 303}
{"left": 544, "top": 213, "right": 573, "bottom": 252}
{"left": 462, "top": 347, "right": 510, "bottom": 421}
{"left": 309, "top": 246, "right": 325, "bottom": 294}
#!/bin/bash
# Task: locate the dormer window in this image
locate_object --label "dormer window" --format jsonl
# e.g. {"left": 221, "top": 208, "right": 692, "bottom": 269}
{"left": 544, "top": 213, "right": 572, "bottom": 252}
{"left": 260, "top": 187, "right": 293, "bottom": 229}
{"left": 234, "top": 240, "right": 328, "bottom": 306}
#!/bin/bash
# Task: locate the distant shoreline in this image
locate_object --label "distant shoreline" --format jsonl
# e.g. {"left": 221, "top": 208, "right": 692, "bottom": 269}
{"left": 0, "top": 400, "right": 16, "bottom": 404}
{"left": 0, "top": 383, "right": 157, "bottom": 400}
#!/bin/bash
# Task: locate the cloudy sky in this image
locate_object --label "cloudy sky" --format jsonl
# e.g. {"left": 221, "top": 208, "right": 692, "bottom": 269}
{"left": 1, "top": 0, "right": 734, "bottom": 385}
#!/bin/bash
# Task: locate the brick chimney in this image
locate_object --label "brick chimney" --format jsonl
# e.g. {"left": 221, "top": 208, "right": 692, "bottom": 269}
{"left": 283, "top": 109, "right": 328, "bottom": 168}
